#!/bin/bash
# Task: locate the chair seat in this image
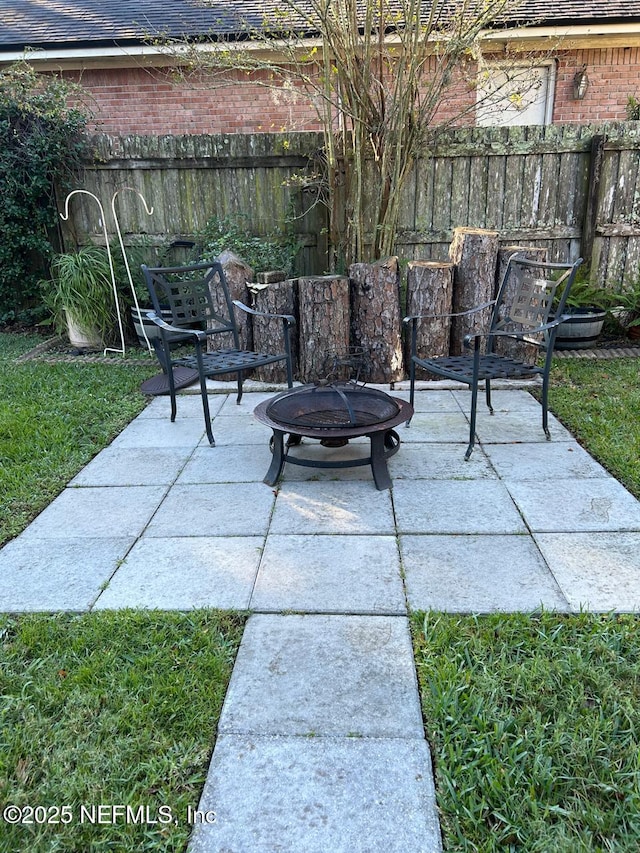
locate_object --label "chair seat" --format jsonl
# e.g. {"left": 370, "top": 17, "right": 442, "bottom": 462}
{"left": 415, "top": 353, "right": 544, "bottom": 383}
{"left": 176, "top": 347, "right": 286, "bottom": 376}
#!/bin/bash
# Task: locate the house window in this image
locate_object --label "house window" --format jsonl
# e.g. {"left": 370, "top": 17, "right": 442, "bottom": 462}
{"left": 476, "top": 62, "right": 556, "bottom": 126}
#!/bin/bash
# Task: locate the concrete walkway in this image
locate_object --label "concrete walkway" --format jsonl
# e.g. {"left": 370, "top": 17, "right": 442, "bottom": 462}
{"left": 2, "top": 384, "right": 640, "bottom": 852}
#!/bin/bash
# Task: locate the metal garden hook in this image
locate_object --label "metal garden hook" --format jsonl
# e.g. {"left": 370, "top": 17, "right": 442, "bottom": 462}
{"left": 111, "top": 188, "right": 155, "bottom": 352}
{"left": 60, "top": 189, "right": 126, "bottom": 356}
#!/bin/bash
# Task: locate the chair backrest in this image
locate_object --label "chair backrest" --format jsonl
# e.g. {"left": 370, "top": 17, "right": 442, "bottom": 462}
{"left": 491, "top": 254, "right": 583, "bottom": 342}
{"left": 141, "top": 260, "right": 240, "bottom": 346}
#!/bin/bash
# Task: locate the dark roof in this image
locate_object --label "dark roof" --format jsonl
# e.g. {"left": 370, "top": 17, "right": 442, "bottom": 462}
{"left": 1, "top": 1, "right": 639, "bottom": 51}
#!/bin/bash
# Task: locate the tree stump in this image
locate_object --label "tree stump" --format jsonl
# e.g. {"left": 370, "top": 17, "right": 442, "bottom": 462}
{"left": 298, "top": 275, "right": 350, "bottom": 382}
{"left": 210, "top": 250, "right": 253, "bottom": 353}
{"left": 405, "top": 261, "right": 454, "bottom": 374}
{"left": 449, "top": 228, "right": 499, "bottom": 355}
{"left": 494, "top": 245, "right": 548, "bottom": 361}
{"left": 349, "top": 257, "right": 404, "bottom": 383}
{"left": 252, "top": 278, "right": 299, "bottom": 383}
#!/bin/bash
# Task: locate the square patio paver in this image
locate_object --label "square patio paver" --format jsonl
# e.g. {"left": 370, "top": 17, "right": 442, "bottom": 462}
{"left": 176, "top": 445, "right": 274, "bottom": 484}
{"left": 188, "top": 735, "right": 442, "bottom": 853}
{"left": 251, "top": 534, "right": 405, "bottom": 614}
{"left": 452, "top": 388, "right": 543, "bottom": 413}
{"left": 23, "top": 486, "right": 168, "bottom": 539}
{"left": 70, "top": 446, "right": 193, "bottom": 487}
{"left": 145, "top": 483, "right": 276, "bottom": 537}
{"left": 472, "top": 409, "right": 572, "bottom": 445}
{"left": 389, "top": 442, "right": 497, "bottom": 481}
{"left": 535, "top": 532, "right": 640, "bottom": 612}
{"left": 94, "top": 536, "right": 263, "bottom": 610}
{"left": 398, "top": 412, "right": 472, "bottom": 444}
{"left": 218, "top": 614, "right": 424, "bottom": 737}
{"left": 393, "top": 389, "right": 462, "bottom": 413}
{"left": 400, "top": 533, "right": 568, "bottom": 612}
{"left": 110, "top": 417, "right": 206, "bottom": 449}
{"left": 270, "top": 481, "right": 395, "bottom": 535}
{"left": 0, "top": 535, "right": 135, "bottom": 612}
{"left": 486, "top": 441, "right": 613, "bottom": 481}
{"left": 505, "top": 478, "right": 640, "bottom": 532}
{"left": 393, "top": 480, "right": 527, "bottom": 534}
{"left": 137, "top": 394, "right": 225, "bottom": 420}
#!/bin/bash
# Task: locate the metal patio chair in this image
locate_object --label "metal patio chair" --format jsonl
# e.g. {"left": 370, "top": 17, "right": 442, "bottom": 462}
{"left": 141, "top": 260, "right": 295, "bottom": 445}
{"left": 404, "top": 254, "right": 583, "bottom": 459}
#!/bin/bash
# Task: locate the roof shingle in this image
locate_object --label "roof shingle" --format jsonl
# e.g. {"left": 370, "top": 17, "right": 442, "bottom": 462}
{"left": 1, "top": 1, "right": 639, "bottom": 51}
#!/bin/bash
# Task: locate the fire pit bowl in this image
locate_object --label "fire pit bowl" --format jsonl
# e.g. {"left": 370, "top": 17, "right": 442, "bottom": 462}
{"left": 254, "top": 382, "right": 413, "bottom": 490}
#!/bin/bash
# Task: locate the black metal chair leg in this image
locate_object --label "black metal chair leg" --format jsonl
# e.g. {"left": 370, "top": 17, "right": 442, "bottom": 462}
{"left": 236, "top": 373, "right": 244, "bottom": 405}
{"left": 541, "top": 374, "right": 551, "bottom": 439}
{"left": 485, "top": 378, "right": 494, "bottom": 415}
{"left": 465, "top": 381, "right": 478, "bottom": 461}
{"left": 194, "top": 345, "right": 215, "bottom": 446}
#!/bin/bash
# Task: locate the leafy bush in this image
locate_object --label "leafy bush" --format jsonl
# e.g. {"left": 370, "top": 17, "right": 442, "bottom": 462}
{"left": 0, "top": 64, "right": 90, "bottom": 326}
{"left": 195, "top": 214, "right": 301, "bottom": 277}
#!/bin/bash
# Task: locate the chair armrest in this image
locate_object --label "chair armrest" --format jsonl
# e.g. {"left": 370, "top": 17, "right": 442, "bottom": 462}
{"left": 146, "top": 311, "right": 207, "bottom": 342}
{"left": 463, "top": 314, "right": 569, "bottom": 345}
{"left": 233, "top": 300, "right": 296, "bottom": 327}
{"left": 462, "top": 315, "right": 572, "bottom": 349}
{"left": 403, "top": 300, "right": 496, "bottom": 325}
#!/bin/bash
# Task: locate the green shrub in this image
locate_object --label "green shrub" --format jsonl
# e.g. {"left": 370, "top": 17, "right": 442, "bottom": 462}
{"left": 195, "top": 213, "right": 301, "bottom": 277}
{"left": 0, "top": 63, "right": 90, "bottom": 326}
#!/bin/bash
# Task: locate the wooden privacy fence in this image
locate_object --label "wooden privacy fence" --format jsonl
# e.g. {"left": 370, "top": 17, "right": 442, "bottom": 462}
{"left": 59, "top": 123, "right": 640, "bottom": 380}
{"left": 65, "top": 123, "right": 640, "bottom": 291}
{"left": 395, "top": 121, "right": 640, "bottom": 292}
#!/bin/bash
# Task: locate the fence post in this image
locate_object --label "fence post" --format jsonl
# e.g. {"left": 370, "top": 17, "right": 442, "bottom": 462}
{"left": 582, "top": 134, "right": 606, "bottom": 276}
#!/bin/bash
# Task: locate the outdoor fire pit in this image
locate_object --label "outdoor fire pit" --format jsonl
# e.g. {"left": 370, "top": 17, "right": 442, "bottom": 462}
{"left": 253, "top": 381, "right": 413, "bottom": 490}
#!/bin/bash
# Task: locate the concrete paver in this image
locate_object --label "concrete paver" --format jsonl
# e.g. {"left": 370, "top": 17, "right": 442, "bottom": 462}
{"left": 94, "top": 535, "right": 264, "bottom": 610}
{"left": 251, "top": 534, "right": 406, "bottom": 614}
{"left": 534, "top": 532, "right": 640, "bottom": 611}
{"left": 70, "top": 446, "right": 193, "bottom": 487}
{"left": 0, "top": 535, "right": 135, "bottom": 611}
{"left": 400, "top": 533, "right": 568, "bottom": 613}
{"left": 270, "top": 481, "right": 396, "bottom": 535}
{"left": 505, "top": 477, "right": 640, "bottom": 532}
{"left": 3, "top": 385, "right": 640, "bottom": 853}
{"left": 218, "top": 614, "right": 423, "bottom": 738}
{"left": 393, "top": 479, "right": 528, "bottom": 534}
{"left": 486, "top": 441, "right": 613, "bottom": 481}
{"left": 145, "top": 482, "right": 276, "bottom": 537}
{"left": 23, "top": 485, "right": 168, "bottom": 538}
{"left": 189, "top": 735, "right": 441, "bottom": 853}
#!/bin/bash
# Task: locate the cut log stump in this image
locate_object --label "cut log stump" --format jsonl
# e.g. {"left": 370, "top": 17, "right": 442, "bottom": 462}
{"left": 405, "top": 260, "right": 454, "bottom": 375}
{"left": 298, "top": 275, "right": 350, "bottom": 382}
{"left": 449, "top": 227, "right": 499, "bottom": 355}
{"left": 349, "top": 257, "right": 404, "bottom": 383}
{"left": 252, "top": 278, "right": 298, "bottom": 383}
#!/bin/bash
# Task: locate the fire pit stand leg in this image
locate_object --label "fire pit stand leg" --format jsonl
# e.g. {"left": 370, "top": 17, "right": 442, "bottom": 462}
{"left": 264, "top": 429, "right": 288, "bottom": 486}
{"left": 369, "top": 430, "right": 400, "bottom": 491}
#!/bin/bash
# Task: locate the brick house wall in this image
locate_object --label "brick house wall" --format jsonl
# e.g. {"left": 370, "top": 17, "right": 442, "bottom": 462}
{"left": 68, "top": 46, "right": 640, "bottom": 136}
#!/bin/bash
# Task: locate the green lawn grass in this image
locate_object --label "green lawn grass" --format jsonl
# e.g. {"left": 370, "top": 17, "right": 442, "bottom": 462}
{"left": 0, "top": 332, "right": 156, "bottom": 547}
{"left": 412, "top": 611, "right": 640, "bottom": 852}
{"left": 546, "top": 358, "right": 640, "bottom": 500}
{"left": 0, "top": 610, "right": 245, "bottom": 853}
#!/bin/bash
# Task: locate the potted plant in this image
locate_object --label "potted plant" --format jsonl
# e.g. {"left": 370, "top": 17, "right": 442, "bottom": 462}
{"left": 41, "top": 245, "right": 117, "bottom": 349}
{"left": 606, "top": 278, "right": 640, "bottom": 340}
{"left": 553, "top": 269, "right": 613, "bottom": 350}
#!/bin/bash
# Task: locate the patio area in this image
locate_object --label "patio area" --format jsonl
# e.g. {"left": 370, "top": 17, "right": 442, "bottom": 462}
{"left": 2, "top": 383, "right": 640, "bottom": 851}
